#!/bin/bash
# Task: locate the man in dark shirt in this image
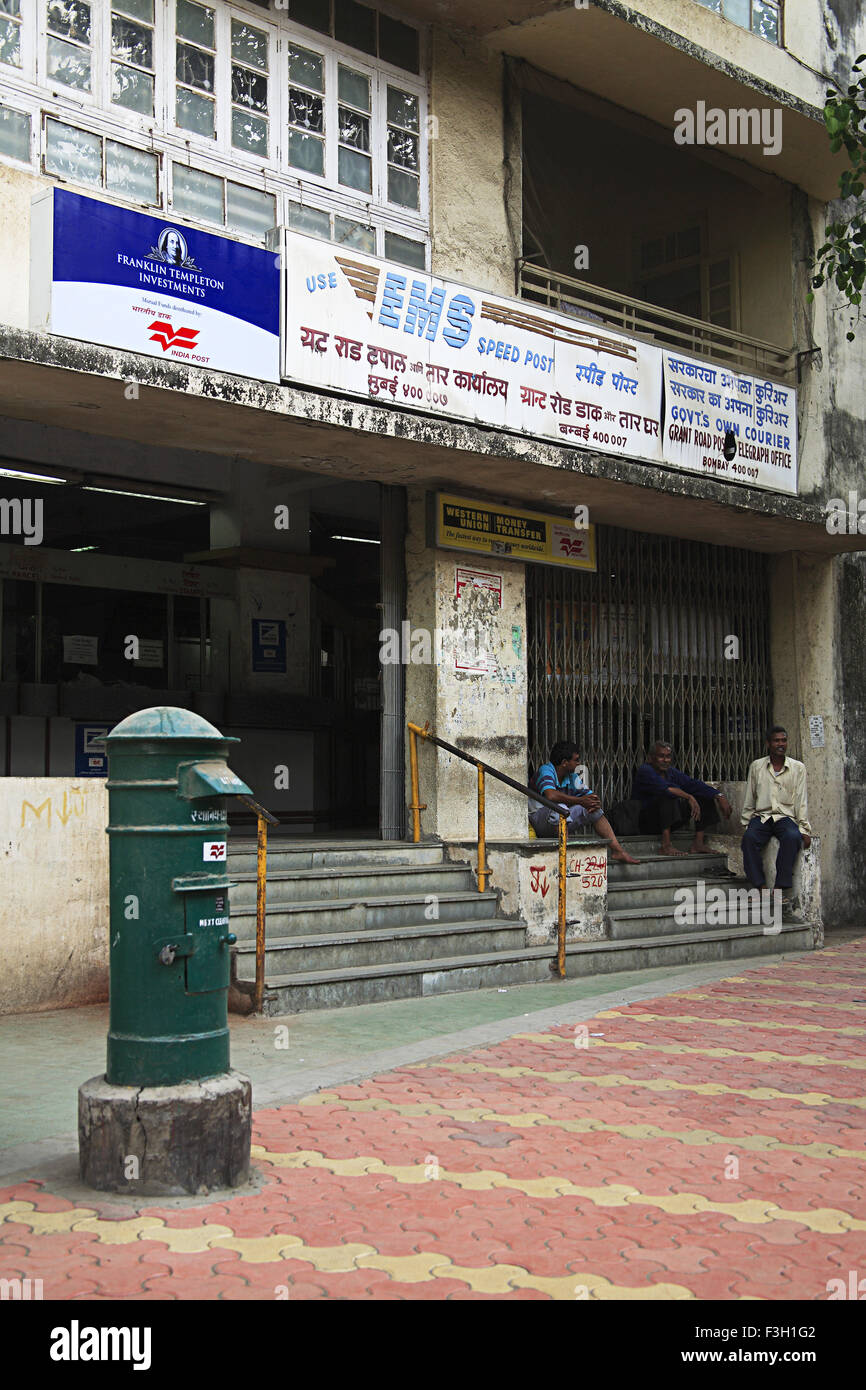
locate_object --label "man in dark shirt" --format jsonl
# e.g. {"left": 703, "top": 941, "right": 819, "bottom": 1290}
{"left": 632, "top": 740, "right": 732, "bottom": 856}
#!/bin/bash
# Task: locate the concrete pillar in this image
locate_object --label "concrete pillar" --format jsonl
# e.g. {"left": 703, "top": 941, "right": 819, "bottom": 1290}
{"left": 769, "top": 550, "right": 844, "bottom": 919}
{"left": 404, "top": 487, "right": 529, "bottom": 840}
{"left": 208, "top": 461, "right": 311, "bottom": 700}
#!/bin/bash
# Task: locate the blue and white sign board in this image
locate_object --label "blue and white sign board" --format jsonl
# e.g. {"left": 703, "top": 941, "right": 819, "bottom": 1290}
{"left": 251, "top": 619, "right": 287, "bottom": 673}
{"left": 279, "top": 230, "right": 797, "bottom": 495}
{"left": 74, "top": 723, "right": 112, "bottom": 777}
{"left": 30, "top": 189, "right": 279, "bottom": 381}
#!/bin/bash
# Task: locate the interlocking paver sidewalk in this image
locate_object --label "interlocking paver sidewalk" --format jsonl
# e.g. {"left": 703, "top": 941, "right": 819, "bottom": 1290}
{"left": 1, "top": 939, "right": 865, "bottom": 1299}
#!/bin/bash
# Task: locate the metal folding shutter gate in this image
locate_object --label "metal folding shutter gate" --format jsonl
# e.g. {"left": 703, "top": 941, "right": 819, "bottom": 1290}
{"left": 527, "top": 527, "right": 773, "bottom": 806}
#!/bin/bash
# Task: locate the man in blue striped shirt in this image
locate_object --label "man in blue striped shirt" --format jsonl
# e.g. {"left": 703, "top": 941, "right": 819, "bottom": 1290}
{"left": 530, "top": 741, "right": 640, "bottom": 864}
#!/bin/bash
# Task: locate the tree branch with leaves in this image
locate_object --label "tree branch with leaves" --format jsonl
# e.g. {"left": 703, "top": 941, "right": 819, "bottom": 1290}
{"left": 809, "top": 54, "right": 866, "bottom": 340}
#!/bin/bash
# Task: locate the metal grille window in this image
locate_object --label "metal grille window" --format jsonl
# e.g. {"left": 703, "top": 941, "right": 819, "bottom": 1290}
{"left": 527, "top": 526, "right": 772, "bottom": 806}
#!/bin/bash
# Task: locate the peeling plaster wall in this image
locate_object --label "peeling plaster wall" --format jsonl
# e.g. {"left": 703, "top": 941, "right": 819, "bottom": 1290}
{"left": 0, "top": 164, "right": 41, "bottom": 330}
{"left": 621, "top": 0, "right": 825, "bottom": 105}
{"left": 1, "top": 779, "right": 109, "bottom": 1013}
{"left": 429, "top": 29, "right": 519, "bottom": 294}
{"left": 806, "top": 2, "right": 866, "bottom": 925}
{"left": 405, "top": 487, "right": 529, "bottom": 840}
{"left": 768, "top": 554, "right": 844, "bottom": 924}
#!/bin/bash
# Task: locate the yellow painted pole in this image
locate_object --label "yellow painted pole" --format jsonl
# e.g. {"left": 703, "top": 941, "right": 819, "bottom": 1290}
{"left": 477, "top": 764, "right": 487, "bottom": 892}
{"left": 557, "top": 813, "right": 567, "bottom": 978}
{"left": 254, "top": 813, "right": 268, "bottom": 1013}
{"left": 409, "top": 725, "right": 421, "bottom": 843}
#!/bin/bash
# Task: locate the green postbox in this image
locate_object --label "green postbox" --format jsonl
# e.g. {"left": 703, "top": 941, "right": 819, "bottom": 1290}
{"left": 105, "top": 706, "right": 252, "bottom": 1088}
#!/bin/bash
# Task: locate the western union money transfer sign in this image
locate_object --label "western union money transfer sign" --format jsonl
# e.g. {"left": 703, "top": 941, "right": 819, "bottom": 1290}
{"left": 433, "top": 493, "right": 596, "bottom": 572}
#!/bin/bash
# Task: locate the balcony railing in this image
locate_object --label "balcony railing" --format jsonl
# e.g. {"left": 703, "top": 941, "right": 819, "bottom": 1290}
{"left": 517, "top": 261, "right": 797, "bottom": 383}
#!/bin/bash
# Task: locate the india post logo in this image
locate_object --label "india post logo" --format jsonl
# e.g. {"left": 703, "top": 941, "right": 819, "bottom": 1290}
{"left": 203, "top": 841, "right": 227, "bottom": 861}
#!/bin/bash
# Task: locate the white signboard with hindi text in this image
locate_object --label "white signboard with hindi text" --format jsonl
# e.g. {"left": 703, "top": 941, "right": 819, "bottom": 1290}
{"left": 280, "top": 231, "right": 797, "bottom": 495}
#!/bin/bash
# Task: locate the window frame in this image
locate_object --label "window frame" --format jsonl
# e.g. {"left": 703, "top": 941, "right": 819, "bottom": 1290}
{"left": 693, "top": 0, "right": 783, "bottom": 48}
{"left": 0, "top": 0, "right": 429, "bottom": 259}
{"left": 632, "top": 219, "right": 741, "bottom": 332}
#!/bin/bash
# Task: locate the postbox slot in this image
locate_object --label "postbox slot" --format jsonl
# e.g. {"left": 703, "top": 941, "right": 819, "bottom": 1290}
{"left": 176, "top": 760, "right": 253, "bottom": 801}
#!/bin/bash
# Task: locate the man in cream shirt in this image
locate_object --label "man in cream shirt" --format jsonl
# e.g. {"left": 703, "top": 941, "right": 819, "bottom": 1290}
{"left": 741, "top": 725, "right": 811, "bottom": 910}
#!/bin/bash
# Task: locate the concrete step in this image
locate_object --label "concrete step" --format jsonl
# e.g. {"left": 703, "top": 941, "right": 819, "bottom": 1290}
{"left": 228, "top": 888, "right": 500, "bottom": 940}
{"left": 227, "top": 840, "right": 445, "bottom": 873}
{"left": 228, "top": 862, "right": 475, "bottom": 908}
{"left": 607, "top": 874, "right": 749, "bottom": 913}
{"left": 248, "top": 923, "right": 813, "bottom": 1014}
{"left": 606, "top": 851, "right": 731, "bottom": 885}
{"left": 608, "top": 899, "right": 792, "bottom": 940}
{"left": 233, "top": 919, "right": 527, "bottom": 976}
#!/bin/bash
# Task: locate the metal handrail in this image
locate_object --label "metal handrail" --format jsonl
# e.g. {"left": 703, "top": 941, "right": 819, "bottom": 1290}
{"left": 407, "top": 721, "right": 570, "bottom": 979}
{"left": 237, "top": 794, "right": 280, "bottom": 1013}
{"left": 517, "top": 260, "right": 797, "bottom": 383}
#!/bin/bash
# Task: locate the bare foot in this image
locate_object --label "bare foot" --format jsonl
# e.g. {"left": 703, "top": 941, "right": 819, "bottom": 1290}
{"left": 611, "top": 849, "right": 641, "bottom": 864}
{"left": 659, "top": 844, "right": 687, "bottom": 856}
{"left": 686, "top": 842, "right": 707, "bottom": 855}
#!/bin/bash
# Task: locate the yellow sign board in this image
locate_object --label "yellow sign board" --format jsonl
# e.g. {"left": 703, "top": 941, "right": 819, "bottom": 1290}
{"left": 434, "top": 493, "right": 596, "bottom": 572}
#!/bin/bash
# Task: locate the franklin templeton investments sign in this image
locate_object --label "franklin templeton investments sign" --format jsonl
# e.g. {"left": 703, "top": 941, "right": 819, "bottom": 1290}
{"left": 30, "top": 188, "right": 280, "bottom": 381}
{"left": 279, "top": 230, "right": 797, "bottom": 495}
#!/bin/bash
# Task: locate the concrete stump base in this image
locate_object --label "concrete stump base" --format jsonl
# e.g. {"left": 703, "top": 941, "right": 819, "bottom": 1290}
{"left": 78, "top": 1070, "right": 252, "bottom": 1195}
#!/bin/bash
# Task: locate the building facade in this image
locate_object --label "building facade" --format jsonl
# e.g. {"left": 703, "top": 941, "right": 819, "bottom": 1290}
{"left": 1, "top": 0, "right": 864, "bottom": 1010}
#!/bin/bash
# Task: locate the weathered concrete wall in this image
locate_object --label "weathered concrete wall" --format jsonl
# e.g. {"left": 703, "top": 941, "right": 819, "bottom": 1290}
{"left": 834, "top": 553, "right": 866, "bottom": 926}
{"left": 445, "top": 837, "right": 607, "bottom": 945}
{"left": 404, "top": 487, "right": 529, "bottom": 840}
{"left": 625, "top": 0, "right": 825, "bottom": 104}
{"left": 1, "top": 779, "right": 109, "bottom": 1013}
{"left": 429, "top": 29, "right": 519, "bottom": 294}
{"left": 766, "top": 552, "right": 844, "bottom": 923}
{"left": 0, "top": 164, "right": 41, "bottom": 331}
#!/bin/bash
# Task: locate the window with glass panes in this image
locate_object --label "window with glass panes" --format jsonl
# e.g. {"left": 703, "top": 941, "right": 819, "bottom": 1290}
{"left": 47, "top": 0, "right": 92, "bottom": 92}
{"left": 0, "top": 0, "right": 23, "bottom": 68}
{"left": 111, "top": 0, "right": 155, "bottom": 116}
{"left": 693, "top": 0, "right": 781, "bottom": 45}
{"left": 45, "top": 116, "right": 159, "bottom": 202}
{"left": 286, "top": 39, "right": 423, "bottom": 214}
{"left": 231, "top": 17, "right": 269, "bottom": 157}
{"left": 0, "top": 0, "right": 429, "bottom": 264}
{"left": 288, "top": 43, "right": 325, "bottom": 176}
{"left": 176, "top": 0, "right": 216, "bottom": 139}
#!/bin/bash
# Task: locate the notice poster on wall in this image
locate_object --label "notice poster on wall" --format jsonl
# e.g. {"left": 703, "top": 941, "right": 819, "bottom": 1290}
{"left": 31, "top": 188, "right": 280, "bottom": 381}
{"left": 74, "top": 723, "right": 111, "bottom": 776}
{"left": 63, "top": 634, "right": 98, "bottom": 665}
{"left": 251, "top": 619, "right": 287, "bottom": 673}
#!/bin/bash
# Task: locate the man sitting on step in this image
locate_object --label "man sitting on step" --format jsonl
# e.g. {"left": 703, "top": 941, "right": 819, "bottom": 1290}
{"left": 740, "top": 725, "right": 811, "bottom": 916}
{"left": 529, "top": 741, "right": 640, "bottom": 864}
{"left": 632, "top": 739, "right": 732, "bottom": 857}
